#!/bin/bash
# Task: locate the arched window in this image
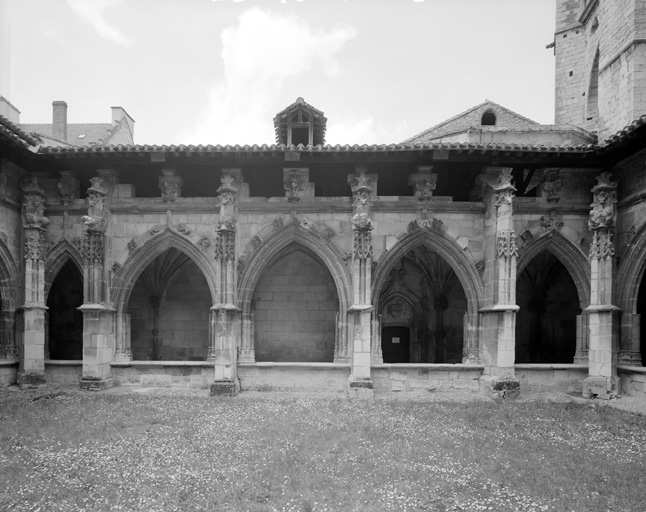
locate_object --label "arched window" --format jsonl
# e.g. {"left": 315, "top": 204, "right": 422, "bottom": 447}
{"left": 481, "top": 110, "right": 496, "bottom": 126}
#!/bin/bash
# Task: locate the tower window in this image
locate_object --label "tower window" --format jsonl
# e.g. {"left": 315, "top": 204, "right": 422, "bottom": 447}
{"left": 481, "top": 110, "right": 496, "bottom": 126}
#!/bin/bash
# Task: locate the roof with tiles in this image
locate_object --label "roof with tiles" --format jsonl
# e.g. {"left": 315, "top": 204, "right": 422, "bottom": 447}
{"left": 19, "top": 122, "right": 115, "bottom": 147}
{"left": 0, "top": 114, "right": 39, "bottom": 149}
{"left": 403, "top": 100, "right": 541, "bottom": 144}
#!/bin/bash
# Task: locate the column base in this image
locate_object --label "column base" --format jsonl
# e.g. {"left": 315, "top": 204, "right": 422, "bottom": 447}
{"left": 479, "top": 375, "right": 520, "bottom": 400}
{"left": 210, "top": 379, "right": 239, "bottom": 396}
{"left": 17, "top": 372, "right": 47, "bottom": 390}
{"left": 618, "top": 351, "right": 642, "bottom": 365}
{"left": 113, "top": 350, "right": 132, "bottom": 363}
{"left": 348, "top": 378, "right": 374, "bottom": 399}
{"left": 583, "top": 376, "right": 621, "bottom": 399}
{"left": 79, "top": 377, "right": 115, "bottom": 392}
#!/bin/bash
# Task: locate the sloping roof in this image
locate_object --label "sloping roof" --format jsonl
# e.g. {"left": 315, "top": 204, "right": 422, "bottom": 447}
{"left": 403, "top": 100, "right": 540, "bottom": 144}
{"left": 36, "top": 140, "right": 596, "bottom": 156}
{"left": 19, "top": 122, "right": 114, "bottom": 147}
{"left": 273, "top": 97, "right": 327, "bottom": 145}
{"left": 0, "top": 114, "right": 39, "bottom": 149}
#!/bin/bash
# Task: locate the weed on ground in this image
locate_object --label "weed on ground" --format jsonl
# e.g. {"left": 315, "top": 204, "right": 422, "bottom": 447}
{"left": 0, "top": 393, "right": 645, "bottom": 511}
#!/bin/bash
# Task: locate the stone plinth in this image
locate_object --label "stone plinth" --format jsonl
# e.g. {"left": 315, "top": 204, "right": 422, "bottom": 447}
{"left": 79, "top": 304, "right": 116, "bottom": 391}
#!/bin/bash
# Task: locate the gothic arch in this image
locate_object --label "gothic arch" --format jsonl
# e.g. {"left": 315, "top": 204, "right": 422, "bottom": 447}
{"left": 517, "top": 231, "right": 590, "bottom": 310}
{"left": 45, "top": 240, "right": 83, "bottom": 296}
{"left": 112, "top": 228, "right": 218, "bottom": 311}
{"left": 238, "top": 223, "right": 351, "bottom": 311}
{"left": 0, "top": 238, "right": 19, "bottom": 357}
{"left": 617, "top": 221, "right": 646, "bottom": 314}
{"left": 0, "top": 238, "right": 19, "bottom": 309}
{"left": 372, "top": 229, "right": 484, "bottom": 315}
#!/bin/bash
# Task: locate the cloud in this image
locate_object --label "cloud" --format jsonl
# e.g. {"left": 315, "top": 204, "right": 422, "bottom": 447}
{"left": 186, "top": 7, "right": 356, "bottom": 145}
{"left": 66, "top": 0, "right": 133, "bottom": 46}
{"left": 326, "top": 116, "right": 411, "bottom": 145}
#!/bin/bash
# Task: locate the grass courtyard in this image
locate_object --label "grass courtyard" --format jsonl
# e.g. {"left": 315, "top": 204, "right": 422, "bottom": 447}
{"left": 0, "top": 391, "right": 645, "bottom": 512}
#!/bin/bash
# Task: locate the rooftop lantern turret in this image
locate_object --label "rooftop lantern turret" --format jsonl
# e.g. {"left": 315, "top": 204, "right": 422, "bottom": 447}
{"left": 273, "top": 97, "right": 327, "bottom": 147}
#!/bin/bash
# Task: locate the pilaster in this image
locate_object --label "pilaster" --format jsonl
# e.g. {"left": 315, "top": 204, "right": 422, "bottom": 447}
{"left": 479, "top": 168, "right": 520, "bottom": 398}
{"left": 210, "top": 169, "right": 243, "bottom": 394}
{"left": 584, "top": 172, "right": 621, "bottom": 398}
{"left": 79, "top": 173, "right": 116, "bottom": 390}
{"left": 17, "top": 177, "right": 49, "bottom": 389}
{"left": 347, "top": 167, "right": 377, "bottom": 397}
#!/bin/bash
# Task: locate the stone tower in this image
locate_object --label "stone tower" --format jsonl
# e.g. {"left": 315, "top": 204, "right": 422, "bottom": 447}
{"left": 554, "top": 0, "right": 646, "bottom": 142}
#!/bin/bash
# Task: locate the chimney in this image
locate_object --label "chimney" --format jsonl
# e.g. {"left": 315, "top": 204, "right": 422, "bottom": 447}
{"left": 0, "top": 96, "right": 20, "bottom": 123}
{"left": 111, "top": 106, "right": 135, "bottom": 143}
{"left": 52, "top": 101, "right": 68, "bottom": 141}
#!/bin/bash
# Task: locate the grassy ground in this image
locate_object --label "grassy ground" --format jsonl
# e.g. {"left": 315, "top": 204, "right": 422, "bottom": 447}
{"left": 0, "top": 392, "right": 645, "bottom": 512}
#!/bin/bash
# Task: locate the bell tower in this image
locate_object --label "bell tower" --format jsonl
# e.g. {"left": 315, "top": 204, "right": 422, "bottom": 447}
{"left": 554, "top": 0, "right": 646, "bottom": 141}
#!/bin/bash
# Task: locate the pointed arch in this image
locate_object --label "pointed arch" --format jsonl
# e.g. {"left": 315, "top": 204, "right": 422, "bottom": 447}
{"left": 112, "top": 228, "right": 218, "bottom": 310}
{"left": 617, "top": 221, "right": 646, "bottom": 314}
{"left": 0, "top": 238, "right": 19, "bottom": 309}
{"left": 0, "top": 238, "right": 20, "bottom": 358}
{"left": 45, "top": 240, "right": 83, "bottom": 296}
{"left": 517, "top": 231, "right": 590, "bottom": 310}
{"left": 238, "top": 223, "right": 351, "bottom": 311}
{"left": 372, "top": 229, "right": 484, "bottom": 315}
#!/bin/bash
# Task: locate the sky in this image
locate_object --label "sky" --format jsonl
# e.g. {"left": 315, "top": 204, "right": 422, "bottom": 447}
{"left": 1, "top": 0, "right": 557, "bottom": 146}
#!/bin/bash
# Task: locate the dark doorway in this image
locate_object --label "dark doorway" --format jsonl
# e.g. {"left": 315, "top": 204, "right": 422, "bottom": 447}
{"left": 47, "top": 260, "right": 83, "bottom": 360}
{"left": 382, "top": 326, "right": 410, "bottom": 363}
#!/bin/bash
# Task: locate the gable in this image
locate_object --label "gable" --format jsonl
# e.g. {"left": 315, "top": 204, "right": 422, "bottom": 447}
{"left": 403, "top": 100, "right": 540, "bottom": 144}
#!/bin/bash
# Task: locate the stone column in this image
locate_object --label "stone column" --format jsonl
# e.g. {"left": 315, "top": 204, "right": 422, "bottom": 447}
{"left": 78, "top": 173, "right": 117, "bottom": 390}
{"left": 17, "top": 177, "right": 50, "bottom": 389}
{"left": 479, "top": 168, "right": 520, "bottom": 399}
{"left": 462, "top": 312, "right": 480, "bottom": 364}
{"left": 583, "top": 172, "right": 621, "bottom": 398}
{"left": 334, "top": 311, "right": 351, "bottom": 363}
{"left": 347, "top": 168, "right": 377, "bottom": 398}
{"left": 210, "top": 170, "right": 242, "bottom": 395}
{"left": 573, "top": 311, "right": 589, "bottom": 364}
{"left": 370, "top": 312, "right": 382, "bottom": 364}
{"left": 619, "top": 313, "right": 641, "bottom": 365}
{"left": 114, "top": 313, "right": 132, "bottom": 362}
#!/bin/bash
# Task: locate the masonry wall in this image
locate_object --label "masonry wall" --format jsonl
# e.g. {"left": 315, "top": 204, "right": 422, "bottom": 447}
{"left": 128, "top": 262, "right": 210, "bottom": 361}
{"left": 555, "top": 0, "right": 646, "bottom": 139}
{"left": 253, "top": 250, "right": 338, "bottom": 362}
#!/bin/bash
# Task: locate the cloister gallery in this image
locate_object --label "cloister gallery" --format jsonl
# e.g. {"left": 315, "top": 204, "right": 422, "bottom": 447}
{"left": 1, "top": 0, "right": 646, "bottom": 398}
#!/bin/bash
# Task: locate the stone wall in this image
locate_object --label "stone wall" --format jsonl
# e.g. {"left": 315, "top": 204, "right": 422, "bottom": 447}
{"left": 253, "top": 250, "right": 338, "bottom": 362}
{"left": 371, "top": 364, "right": 483, "bottom": 393}
{"left": 45, "top": 361, "right": 82, "bottom": 384}
{"left": 515, "top": 364, "right": 588, "bottom": 393}
{"left": 238, "top": 362, "right": 350, "bottom": 393}
{"left": 128, "top": 261, "right": 211, "bottom": 361}
{"left": 0, "top": 361, "right": 17, "bottom": 386}
{"left": 112, "top": 362, "right": 214, "bottom": 388}
{"left": 619, "top": 366, "right": 646, "bottom": 396}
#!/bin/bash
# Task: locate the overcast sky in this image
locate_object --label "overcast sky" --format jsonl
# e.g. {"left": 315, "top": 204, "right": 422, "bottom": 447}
{"left": 1, "top": 0, "right": 556, "bottom": 145}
